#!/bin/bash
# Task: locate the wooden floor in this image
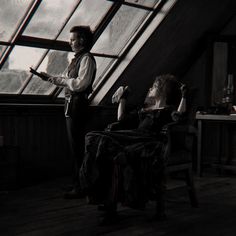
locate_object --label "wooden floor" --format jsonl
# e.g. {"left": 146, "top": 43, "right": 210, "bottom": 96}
{"left": 1, "top": 174, "right": 236, "bottom": 236}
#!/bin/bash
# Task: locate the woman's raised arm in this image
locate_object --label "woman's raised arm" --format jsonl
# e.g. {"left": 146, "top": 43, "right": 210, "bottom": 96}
{"left": 112, "top": 86, "right": 130, "bottom": 121}
{"left": 177, "top": 84, "right": 187, "bottom": 113}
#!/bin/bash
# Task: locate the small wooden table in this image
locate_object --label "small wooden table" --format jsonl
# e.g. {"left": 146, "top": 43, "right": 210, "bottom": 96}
{"left": 196, "top": 113, "right": 236, "bottom": 176}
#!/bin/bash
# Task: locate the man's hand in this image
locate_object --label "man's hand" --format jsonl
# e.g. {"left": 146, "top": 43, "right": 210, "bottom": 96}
{"left": 29, "top": 67, "right": 50, "bottom": 81}
{"left": 40, "top": 72, "right": 51, "bottom": 81}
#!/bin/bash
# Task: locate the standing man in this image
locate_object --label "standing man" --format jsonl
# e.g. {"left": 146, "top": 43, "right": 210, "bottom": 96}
{"left": 40, "top": 26, "right": 97, "bottom": 198}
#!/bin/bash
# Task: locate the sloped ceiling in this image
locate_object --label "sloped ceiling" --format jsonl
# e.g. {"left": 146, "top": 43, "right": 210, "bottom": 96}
{"left": 101, "top": 0, "right": 236, "bottom": 107}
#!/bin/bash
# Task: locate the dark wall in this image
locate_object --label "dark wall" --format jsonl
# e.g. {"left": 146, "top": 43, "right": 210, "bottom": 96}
{"left": 101, "top": 0, "right": 236, "bottom": 109}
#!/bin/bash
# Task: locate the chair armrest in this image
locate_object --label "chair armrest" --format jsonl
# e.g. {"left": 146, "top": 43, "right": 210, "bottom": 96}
{"left": 105, "top": 121, "right": 123, "bottom": 131}
{"left": 161, "top": 121, "right": 179, "bottom": 136}
{"left": 169, "top": 124, "right": 197, "bottom": 136}
{"left": 163, "top": 122, "right": 197, "bottom": 154}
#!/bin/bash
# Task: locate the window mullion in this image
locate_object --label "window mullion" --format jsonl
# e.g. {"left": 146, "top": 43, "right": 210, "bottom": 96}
{"left": 0, "top": 0, "right": 43, "bottom": 69}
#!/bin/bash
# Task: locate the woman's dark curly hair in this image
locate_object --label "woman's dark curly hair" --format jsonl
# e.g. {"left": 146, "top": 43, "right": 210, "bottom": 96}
{"left": 150, "top": 74, "right": 182, "bottom": 108}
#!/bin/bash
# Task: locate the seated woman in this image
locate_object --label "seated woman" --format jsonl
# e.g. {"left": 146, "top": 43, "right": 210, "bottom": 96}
{"left": 80, "top": 74, "right": 186, "bottom": 224}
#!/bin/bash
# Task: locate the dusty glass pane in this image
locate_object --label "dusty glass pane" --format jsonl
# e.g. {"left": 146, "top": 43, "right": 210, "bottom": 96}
{"left": 0, "top": 46, "right": 46, "bottom": 94}
{"left": 23, "top": 0, "right": 78, "bottom": 39}
{"left": 58, "top": 0, "right": 113, "bottom": 41}
{"left": 125, "top": 0, "right": 160, "bottom": 8}
{"left": 92, "top": 57, "right": 116, "bottom": 89}
{"left": 91, "top": 5, "right": 149, "bottom": 55}
{"left": 0, "top": 0, "right": 33, "bottom": 41}
{"left": 23, "top": 50, "right": 72, "bottom": 95}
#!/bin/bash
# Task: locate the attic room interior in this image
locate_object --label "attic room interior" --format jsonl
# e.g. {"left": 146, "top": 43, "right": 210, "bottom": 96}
{"left": 1, "top": 0, "right": 236, "bottom": 235}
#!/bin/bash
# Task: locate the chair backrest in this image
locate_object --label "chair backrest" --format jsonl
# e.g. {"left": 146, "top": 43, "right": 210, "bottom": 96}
{"left": 165, "top": 123, "right": 197, "bottom": 166}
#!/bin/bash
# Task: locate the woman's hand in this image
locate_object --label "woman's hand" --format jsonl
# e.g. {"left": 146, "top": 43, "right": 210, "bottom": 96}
{"left": 112, "top": 86, "right": 130, "bottom": 104}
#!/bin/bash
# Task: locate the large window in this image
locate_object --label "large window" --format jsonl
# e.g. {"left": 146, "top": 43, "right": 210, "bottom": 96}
{"left": 0, "top": 0, "right": 174, "bottom": 102}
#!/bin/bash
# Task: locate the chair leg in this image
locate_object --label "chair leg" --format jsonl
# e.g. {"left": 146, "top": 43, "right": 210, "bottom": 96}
{"left": 155, "top": 172, "right": 167, "bottom": 220}
{"left": 155, "top": 187, "right": 166, "bottom": 217}
{"left": 185, "top": 167, "right": 198, "bottom": 207}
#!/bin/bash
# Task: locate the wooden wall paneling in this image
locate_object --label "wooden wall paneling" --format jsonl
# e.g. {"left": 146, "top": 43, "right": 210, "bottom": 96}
{"left": 0, "top": 105, "right": 118, "bottom": 186}
{"left": 211, "top": 42, "right": 228, "bottom": 106}
{"left": 0, "top": 107, "right": 71, "bottom": 186}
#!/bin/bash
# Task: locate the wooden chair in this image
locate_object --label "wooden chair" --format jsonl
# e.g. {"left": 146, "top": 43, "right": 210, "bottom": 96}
{"left": 155, "top": 122, "right": 198, "bottom": 218}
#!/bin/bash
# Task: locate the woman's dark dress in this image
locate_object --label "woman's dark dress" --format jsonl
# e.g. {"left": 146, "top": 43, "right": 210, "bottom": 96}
{"left": 80, "top": 107, "right": 175, "bottom": 209}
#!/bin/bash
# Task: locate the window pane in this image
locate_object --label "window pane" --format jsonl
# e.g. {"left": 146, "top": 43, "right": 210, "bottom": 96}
{"left": 58, "top": 0, "right": 113, "bottom": 41}
{"left": 22, "top": 75, "right": 55, "bottom": 95}
{"left": 93, "top": 57, "right": 116, "bottom": 89}
{"left": 91, "top": 5, "right": 150, "bottom": 55}
{"left": 58, "top": 89, "right": 65, "bottom": 98}
{"left": 0, "top": 0, "right": 33, "bottom": 41}
{"left": 23, "top": 50, "right": 72, "bottom": 95}
{"left": 23, "top": 0, "right": 78, "bottom": 39}
{"left": 125, "top": 0, "right": 160, "bottom": 8}
{"left": 0, "top": 46, "right": 46, "bottom": 94}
